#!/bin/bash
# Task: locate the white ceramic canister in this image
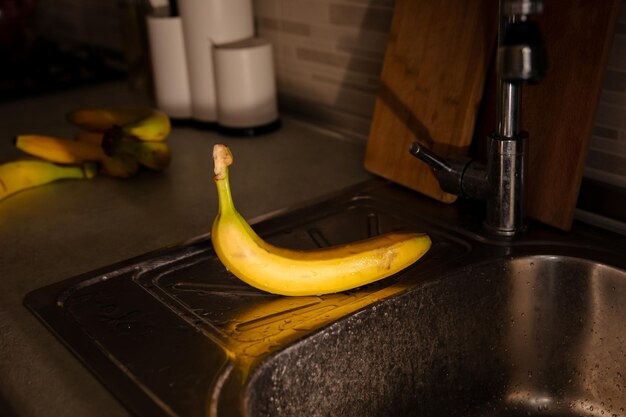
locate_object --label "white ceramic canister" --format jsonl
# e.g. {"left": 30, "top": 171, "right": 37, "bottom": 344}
{"left": 178, "top": 0, "right": 255, "bottom": 122}
{"left": 214, "top": 38, "right": 279, "bottom": 129}
{"left": 146, "top": 16, "right": 192, "bottom": 119}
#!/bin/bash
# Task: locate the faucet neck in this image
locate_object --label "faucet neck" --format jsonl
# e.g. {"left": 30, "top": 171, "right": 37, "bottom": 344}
{"left": 484, "top": 133, "right": 527, "bottom": 237}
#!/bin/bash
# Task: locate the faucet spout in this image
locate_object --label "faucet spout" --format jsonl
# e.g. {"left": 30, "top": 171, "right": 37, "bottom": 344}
{"left": 407, "top": 0, "right": 546, "bottom": 238}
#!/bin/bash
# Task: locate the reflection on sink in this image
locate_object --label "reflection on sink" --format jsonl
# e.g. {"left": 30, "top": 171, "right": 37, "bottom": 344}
{"left": 246, "top": 255, "right": 626, "bottom": 417}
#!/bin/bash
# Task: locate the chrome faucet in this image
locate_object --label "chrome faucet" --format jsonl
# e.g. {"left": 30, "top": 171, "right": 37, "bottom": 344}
{"left": 409, "top": 0, "right": 547, "bottom": 237}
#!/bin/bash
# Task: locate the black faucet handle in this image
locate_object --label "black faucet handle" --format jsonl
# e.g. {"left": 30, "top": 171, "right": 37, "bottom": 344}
{"left": 409, "top": 142, "right": 454, "bottom": 173}
{"left": 409, "top": 142, "right": 488, "bottom": 200}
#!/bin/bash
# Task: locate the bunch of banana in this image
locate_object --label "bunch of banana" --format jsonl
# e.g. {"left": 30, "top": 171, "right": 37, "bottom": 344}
{"left": 210, "top": 144, "right": 432, "bottom": 296}
{"left": 0, "top": 160, "right": 97, "bottom": 201}
{"left": 16, "top": 107, "right": 172, "bottom": 176}
{"left": 1, "top": 107, "right": 172, "bottom": 202}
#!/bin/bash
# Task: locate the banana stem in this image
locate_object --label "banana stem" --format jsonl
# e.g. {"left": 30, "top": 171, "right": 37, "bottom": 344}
{"left": 215, "top": 175, "right": 235, "bottom": 214}
{"left": 213, "top": 144, "right": 235, "bottom": 214}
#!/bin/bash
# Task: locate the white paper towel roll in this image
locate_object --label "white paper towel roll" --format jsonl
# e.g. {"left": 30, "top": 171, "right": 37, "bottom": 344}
{"left": 178, "top": 0, "right": 255, "bottom": 122}
{"left": 214, "top": 38, "right": 279, "bottom": 128}
{"left": 179, "top": 0, "right": 254, "bottom": 46}
{"left": 146, "top": 16, "right": 192, "bottom": 119}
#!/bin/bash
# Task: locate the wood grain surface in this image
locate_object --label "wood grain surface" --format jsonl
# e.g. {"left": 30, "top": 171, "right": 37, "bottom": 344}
{"left": 365, "top": 0, "right": 497, "bottom": 203}
{"left": 367, "top": 0, "right": 620, "bottom": 231}
{"left": 524, "top": 0, "right": 621, "bottom": 230}
{"left": 474, "top": 0, "right": 621, "bottom": 230}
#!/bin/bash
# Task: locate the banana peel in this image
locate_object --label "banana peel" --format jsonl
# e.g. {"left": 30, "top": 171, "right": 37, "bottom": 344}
{"left": 210, "top": 144, "right": 432, "bottom": 296}
{"left": 15, "top": 134, "right": 103, "bottom": 163}
{"left": 0, "top": 160, "right": 96, "bottom": 201}
{"left": 14, "top": 134, "right": 139, "bottom": 178}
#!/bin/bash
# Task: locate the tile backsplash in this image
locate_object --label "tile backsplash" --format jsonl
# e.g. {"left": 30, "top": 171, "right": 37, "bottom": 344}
{"left": 586, "top": 0, "right": 626, "bottom": 188}
{"left": 258, "top": 0, "right": 626, "bottom": 190}
{"left": 253, "top": 0, "right": 394, "bottom": 139}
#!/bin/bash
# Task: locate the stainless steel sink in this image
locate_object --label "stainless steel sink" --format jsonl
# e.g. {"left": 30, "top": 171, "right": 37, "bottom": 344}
{"left": 245, "top": 254, "right": 626, "bottom": 417}
{"left": 25, "top": 179, "right": 626, "bottom": 417}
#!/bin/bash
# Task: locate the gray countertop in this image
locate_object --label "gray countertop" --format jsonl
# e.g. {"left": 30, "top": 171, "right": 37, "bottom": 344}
{"left": 0, "top": 82, "right": 372, "bottom": 417}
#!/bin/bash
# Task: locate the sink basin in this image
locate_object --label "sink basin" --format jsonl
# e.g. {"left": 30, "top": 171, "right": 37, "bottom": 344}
{"left": 245, "top": 254, "right": 626, "bottom": 417}
{"left": 25, "top": 180, "right": 626, "bottom": 417}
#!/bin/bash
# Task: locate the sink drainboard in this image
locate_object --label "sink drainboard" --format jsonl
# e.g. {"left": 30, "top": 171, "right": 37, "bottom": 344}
{"left": 25, "top": 185, "right": 469, "bottom": 417}
{"left": 26, "top": 181, "right": 626, "bottom": 417}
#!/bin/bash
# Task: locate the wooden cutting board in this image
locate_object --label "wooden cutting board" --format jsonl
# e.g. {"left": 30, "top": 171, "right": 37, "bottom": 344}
{"left": 365, "top": 0, "right": 497, "bottom": 203}
{"left": 367, "top": 0, "right": 621, "bottom": 231}
{"left": 473, "top": 0, "right": 621, "bottom": 230}
{"left": 521, "top": 0, "right": 620, "bottom": 230}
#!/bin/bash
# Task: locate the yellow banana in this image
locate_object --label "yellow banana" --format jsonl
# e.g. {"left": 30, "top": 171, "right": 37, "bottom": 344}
{"left": 15, "top": 134, "right": 105, "bottom": 164}
{"left": 14, "top": 134, "right": 138, "bottom": 178}
{"left": 67, "top": 107, "right": 171, "bottom": 141}
{"left": 0, "top": 160, "right": 96, "bottom": 201}
{"left": 102, "top": 128, "right": 171, "bottom": 171}
{"left": 210, "top": 144, "right": 432, "bottom": 296}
